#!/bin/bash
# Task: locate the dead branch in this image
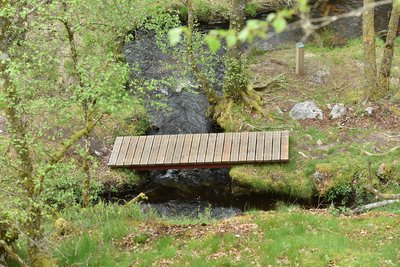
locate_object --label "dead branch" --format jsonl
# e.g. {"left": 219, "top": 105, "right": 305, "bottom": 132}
{"left": 350, "top": 145, "right": 400, "bottom": 156}
{"left": 365, "top": 185, "right": 400, "bottom": 200}
{"left": 352, "top": 199, "right": 399, "bottom": 214}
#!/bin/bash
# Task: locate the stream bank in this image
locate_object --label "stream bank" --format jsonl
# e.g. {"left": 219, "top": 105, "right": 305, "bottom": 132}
{"left": 108, "top": 2, "right": 395, "bottom": 218}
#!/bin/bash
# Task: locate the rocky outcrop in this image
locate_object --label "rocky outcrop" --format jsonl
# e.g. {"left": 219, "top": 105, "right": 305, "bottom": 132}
{"left": 124, "top": 31, "right": 229, "bottom": 196}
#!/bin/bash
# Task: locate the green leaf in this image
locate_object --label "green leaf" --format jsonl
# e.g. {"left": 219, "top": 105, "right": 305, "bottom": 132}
{"left": 272, "top": 17, "right": 287, "bottom": 33}
{"left": 168, "top": 27, "right": 183, "bottom": 46}
{"left": 205, "top": 35, "right": 221, "bottom": 53}
{"left": 266, "top": 13, "right": 276, "bottom": 22}
{"left": 238, "top": 28, "right": 250, "bottom": 42}
{"left": 226, "top": 35, "right": 237, "bottom": 48}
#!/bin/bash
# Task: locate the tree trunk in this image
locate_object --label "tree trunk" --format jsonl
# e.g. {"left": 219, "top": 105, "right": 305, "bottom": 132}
{"left": 377, "top": 1, "right": 400, "bottom": 92}
{"left": 223, "top": 0, "right": 248, "bottom": 100}
{"left": 363, "top": 0, "right": 378, "bottom": 101}
{"left": 0, "top": 4, "right": 47, "bottom": 265}
{"left": 82, "top": 133, "right": 91, "bottom": 207}
{"left": 185, "top": 0, "right": 220, "bottom": 107}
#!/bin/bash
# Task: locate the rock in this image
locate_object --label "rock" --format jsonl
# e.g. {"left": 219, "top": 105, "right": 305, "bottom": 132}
{"left": 313, "top": 170, "right": 332, "bottom": 194}
{"left": 329, "top": 103, "right": 347, "bottom": 119}
{"left": 141, "top": 200, "right": 241, "bottom": 219}
{"left": 150, "top": 91, "right": 213, "bottom": 134}
{"left": 316, "top": 139, "right": 323, "bottom": 146}
{"left": 289, "top": 101, "right": 323, "bottom": 120}
{"left": 152, "top": 168, "right": 230, "bottom": 194}
{"left": 365, "top": 107, "right": 374, "bottom": 116}
{"left": 124, "top": 31, "right": 231, "bottom": 197}
{"left": 276, "top": 107, "right": 284, "bottom": 115}
{"left": 309, "top": 68, "right": 330, "bottom": 85}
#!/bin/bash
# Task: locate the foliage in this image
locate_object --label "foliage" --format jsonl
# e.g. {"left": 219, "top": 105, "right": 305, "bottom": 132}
{"left": 0, "top": 0, "right": 164, "bottom": 263}
{"left": 42, "top": 161, "right": 103, "bottom": 210}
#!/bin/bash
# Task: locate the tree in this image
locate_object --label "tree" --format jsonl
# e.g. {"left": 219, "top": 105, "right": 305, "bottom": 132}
{"left": 176, "top": 0, "right": 269, "bottom": 129}
{"left": 363, "top": 0, "right": 400, "bottom": 100}
{"left": 0, "top": 0, "right": 158, "bottom": 264}
{"left": 363, "top": 0, "right": 378, "bottom": 101}
{"left": 378, "top": 0, "right": 400, "bottom": 91}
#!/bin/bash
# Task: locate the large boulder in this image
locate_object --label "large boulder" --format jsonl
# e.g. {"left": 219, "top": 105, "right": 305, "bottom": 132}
{"left": 152, "top": 168, "right": 230, "bottom": 194}
{"left": 290, "top": 101, "right": 323, "bottom": 120}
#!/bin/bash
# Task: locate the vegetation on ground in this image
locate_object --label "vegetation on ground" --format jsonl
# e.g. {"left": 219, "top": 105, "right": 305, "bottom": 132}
{"left": 1, "top": 0, "right": 399, "bottom": 266}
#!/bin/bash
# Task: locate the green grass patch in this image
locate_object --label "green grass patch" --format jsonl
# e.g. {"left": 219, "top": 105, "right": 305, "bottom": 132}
{"left": 48, "top": 203, "right": 400, "bottom": 266}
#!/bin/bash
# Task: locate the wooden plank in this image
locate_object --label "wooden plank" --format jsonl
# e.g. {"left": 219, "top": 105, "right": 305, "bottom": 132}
{"left": 180, "top": 134, "right": 193, "bottom": 163}
{"left": 280, "top": 131, "right": 290, "bottom": 161}
{"left": 147, "top": 135, "right": 162, "bottom": 165}
{"left": 230, "top": 133, "right": 241, "bottom": 162}
{"left": 164, "top": 135, "right": 178, "bottom": 164}
{"left": 247, "top": 132, "right": 257, "bottom": 161}
{"left": 172, "top": 134, "right": 186, "bottom": 164}
{"left": 116, "top": 137, "right": 131, "bottom": 166}
{"left": 238, "top": 132, "right": 249, "bottom": 162}
{"left": 108, "top": 136, "right": 123, "bottom": 165}
{"left": 140, "top": 136, "right": 155, "bottom": 165}
{"left": 221, "top": 133, "right": 233, "bottom": 163}
{"left": 124, "top": 136, "right": 139, "bottom": 165}
{"left": 264, "top": 132, "right": 273, "bottom": 161}
{"left": 255, "top": 132, "right": 265, "bottom": 162}
{"left": 272, "top": 131, "right": 281, "bottom": 161}
{"left": 213, "top": 133, "right": 225, "bottom": 163}
{"left": 188, "top": 134, "right": 201, "bottom": 163}
{"left": 109, "top": 131, "right": 290, "bottom": 168}
{"left": 196, "top": 134, "right": 209, "bottom": 163}
{"left": 205, "top": 133, "right": 217, "bottom": 163}
{"left": 132, "top": 136, "right": 147, "bottom": 165}
{"left": 156, "top": 135, "right": 170, "bottom": 164}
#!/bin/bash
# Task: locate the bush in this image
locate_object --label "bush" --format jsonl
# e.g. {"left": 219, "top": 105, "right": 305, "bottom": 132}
{"left": 42, "top": 160, "right": 103, "bottom": 210}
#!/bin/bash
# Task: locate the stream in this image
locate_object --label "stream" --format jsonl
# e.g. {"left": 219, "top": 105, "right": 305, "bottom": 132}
{"left": 115, "top": 2, "right": 392, "bottom": 219}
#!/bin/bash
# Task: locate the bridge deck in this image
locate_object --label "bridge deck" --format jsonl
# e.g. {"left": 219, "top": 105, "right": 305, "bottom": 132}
{"left": 108, "top": 131, "right": 289, "bottom": 170}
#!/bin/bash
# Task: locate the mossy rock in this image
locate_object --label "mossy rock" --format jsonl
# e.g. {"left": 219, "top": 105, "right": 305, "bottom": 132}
{"left": 0, "top": 218, "right": 19, "bottom": 255}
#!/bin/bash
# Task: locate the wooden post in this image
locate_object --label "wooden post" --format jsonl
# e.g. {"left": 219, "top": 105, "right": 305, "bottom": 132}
{"left": 296, "top": 42, "right": 305, "bottom": 75}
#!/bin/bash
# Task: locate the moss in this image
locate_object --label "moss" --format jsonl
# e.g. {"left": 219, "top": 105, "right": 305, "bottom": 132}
{"left": 230, "top": 136, "right": 316, "bottom": 199}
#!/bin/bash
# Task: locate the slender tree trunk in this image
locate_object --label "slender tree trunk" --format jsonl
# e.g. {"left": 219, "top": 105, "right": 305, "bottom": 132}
{"left": 377, "top": 1, "right": 400, "bottom": 91}
{"left": 223, "top": 0, "right": 248, "bottom": 100}
{"left": 62, "top": 5, "right": 95, "bottom": 207}
{"left": 363, "top": 0, "right": 378, "bottom": 101}
{"left": 82, "top": 130, "right": 91, "bottom": 207}
{"left": 185, "top": 0, "right": 220, "bottom": 106}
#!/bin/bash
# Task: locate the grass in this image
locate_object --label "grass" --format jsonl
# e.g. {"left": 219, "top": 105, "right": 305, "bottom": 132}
{"left": 224, "top": 37, "right": 400, "bottom": 202}
{"left": 34, "top": 203, "right": 398, "bottom": 266}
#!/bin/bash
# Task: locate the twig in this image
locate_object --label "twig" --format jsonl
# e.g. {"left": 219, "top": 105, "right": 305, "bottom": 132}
{"left": 350, "top": 145, "right": 400, "bottom": 156}
{"left": 298, "top": 151, "right": 308, "bottom": 158}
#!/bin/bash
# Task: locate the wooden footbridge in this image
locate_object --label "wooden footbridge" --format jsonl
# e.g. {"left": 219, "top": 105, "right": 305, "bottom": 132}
{"left": 108, "top": 131, "right": 290, "bottom": 170}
